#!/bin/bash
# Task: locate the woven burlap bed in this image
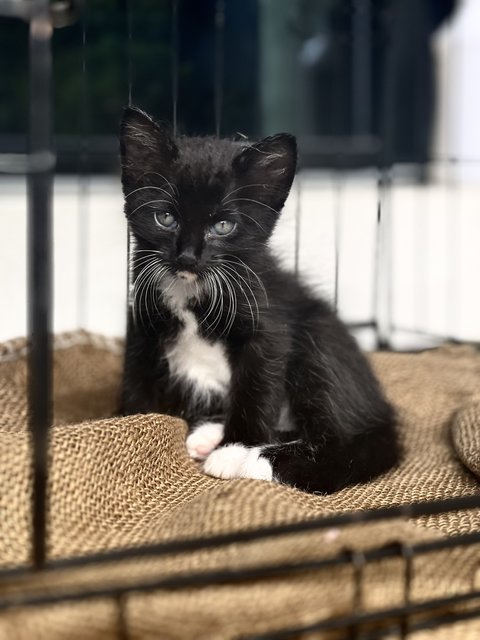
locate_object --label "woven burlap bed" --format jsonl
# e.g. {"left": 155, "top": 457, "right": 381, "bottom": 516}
{"left": 0, "top": 332, "right": 479, "bottom": 639}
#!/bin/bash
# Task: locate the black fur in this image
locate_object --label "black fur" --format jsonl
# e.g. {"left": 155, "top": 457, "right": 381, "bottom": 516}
{"left": 120, "top": 106, "right": 399, "bottom": 494}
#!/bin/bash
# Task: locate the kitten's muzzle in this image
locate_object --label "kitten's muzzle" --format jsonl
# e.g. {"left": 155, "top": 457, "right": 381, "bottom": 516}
{"left": 177, "top": 246, "right": 198, "bottom": 270}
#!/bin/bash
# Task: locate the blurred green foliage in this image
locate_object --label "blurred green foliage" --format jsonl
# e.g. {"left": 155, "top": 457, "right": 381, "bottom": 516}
{"left": 0, "top": 18, "right": 29, "bottom": 134}
{"left": 0, "top": 0, "right": 258, "bottom": 140}
{"left": 52, "top": 2, "right": 172, "bottom": 135}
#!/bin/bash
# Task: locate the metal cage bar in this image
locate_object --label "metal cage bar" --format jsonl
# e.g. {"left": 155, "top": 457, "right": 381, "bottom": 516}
{"left": 1, "top": 493, "right": 479, "bottom": 582}
{"left": 27, "top": 0, "right": 54, "bottom": 571}
{"left": 214, "top": 0, "right": 225, "bottom": 136}
{"left": 77, "top": 0, "right": 90, "bottom": 329}
{"left": 171, "top": 0, "right": 179, "bottom": 137}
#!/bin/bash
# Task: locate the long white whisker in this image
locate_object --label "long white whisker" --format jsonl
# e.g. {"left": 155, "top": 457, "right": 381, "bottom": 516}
{"left": 222, "top": 208, "right": 267, "bottom": 233}
{"left": 214, "top": 254, "right": 269, "bottom": 307}
{"left": 129, "top": 199, "right": 178, "bottom": 217}
{"left": 135, "top": 265, "right": 160, "bottom": 328}
{"left": 144, "top": 268, "right": 161, "bottom": 329}
{"left": 220, "top": 267, "right": 238, "bottom": 336}
{"left": 198, "top": 273, "right": 214, "bottom": 330}
{"left": 131, "top": 254, "right": 166, "bottom": 268}
{"left": 134, "top": 249, "right": 166, "bottom": 255}
{"left": 159, "top": 276, "right": 177, "bottom": 302}
{"left": 222, "top": 197, "right": 279, "bottom": 216}
{"left": 141, "top": 171, "right": 179, "bottom": 197}
{"left": 201, "top": 272, "right": 219, "bottom": 331}
{"left": 220, "top": 263, "right": 258, "bottom": 331}
{"left": 133, "top": 261, "right": 156, "bottom": 327}
{"left": 207, "top": 270, "right": 225, "bottom": 335}
{"left": 221, "top": 183, "right": 270, "bottom": 202}
{"left": 148, "top": 264, "right": 167, "bottom": 322}
{"left": 194, "top": 275, "right": 201, "bottom": 300}
{"left": 125, "top": 185, "right": 177, "bottom": 199}
{"left": 215, "top": 267, "right": 237, "bottom": 336}
{"left": 133, "top": 261, "right": 169, "bottom": 328}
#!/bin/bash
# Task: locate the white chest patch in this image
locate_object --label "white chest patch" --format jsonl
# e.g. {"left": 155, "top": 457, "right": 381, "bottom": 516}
{"left": 162, "top": 276, "right": 231, "bottom": 398}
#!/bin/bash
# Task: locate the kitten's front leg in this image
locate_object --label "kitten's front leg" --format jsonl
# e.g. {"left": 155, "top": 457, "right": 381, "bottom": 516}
{"left": 203, "top": 335, "right": 287, "bottom": 482}
{"left": 186, "top": 420, "right": 225, "bottom": 461}
{"left": 120, "top": 314, "right": 168, "bottom": 415}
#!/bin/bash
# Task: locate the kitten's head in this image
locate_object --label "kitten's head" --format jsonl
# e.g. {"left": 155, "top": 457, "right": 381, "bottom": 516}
{"left": 120, "top": 107, "right": 296, "bottom": 279}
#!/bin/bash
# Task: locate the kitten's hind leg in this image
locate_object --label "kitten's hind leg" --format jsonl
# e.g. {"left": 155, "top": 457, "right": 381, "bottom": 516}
{"left": 261, "top": 429, "right": 397, "bottom": 493}
{"left": 204, "top": 426, "right": 397, "bottom": 492}
{"left": 187, "top": 421, "right": 224, "bottom": 461}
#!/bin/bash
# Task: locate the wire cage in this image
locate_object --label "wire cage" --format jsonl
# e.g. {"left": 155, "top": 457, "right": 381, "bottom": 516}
{"left": 1, "top": 0, "right": 480, "bottom": 638}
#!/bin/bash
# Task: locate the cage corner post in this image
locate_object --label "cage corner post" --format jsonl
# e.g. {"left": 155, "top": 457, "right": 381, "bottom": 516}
{"left": 27, "top": 0, "right": 55, "bottom": 570}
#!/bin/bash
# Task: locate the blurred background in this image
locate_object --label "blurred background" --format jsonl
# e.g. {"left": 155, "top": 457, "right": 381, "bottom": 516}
{"left": 1, "top": 0, "right": 479, "bottom": 349}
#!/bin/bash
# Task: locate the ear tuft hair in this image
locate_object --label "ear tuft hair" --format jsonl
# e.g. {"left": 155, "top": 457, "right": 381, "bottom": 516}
{"left": 232, "top": 134, "right": 297, "bottom": 212}
{"left": 119, "top": 106, "right": 178, "bottom": 190}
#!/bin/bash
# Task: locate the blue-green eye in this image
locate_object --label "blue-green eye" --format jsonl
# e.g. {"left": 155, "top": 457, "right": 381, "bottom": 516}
{"left": 155, "top": 211, "right": 178, "bottom": 229}
{"left": 211, "top": 220, "right": 236, "bottom": 236}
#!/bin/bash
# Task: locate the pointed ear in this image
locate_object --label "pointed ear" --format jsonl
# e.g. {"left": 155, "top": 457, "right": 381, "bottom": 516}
{"left": 119, "top": 106, "right": 178, "bottom": 191}
{"left": 231, "top": 134, "right": 297, "bottom": 211}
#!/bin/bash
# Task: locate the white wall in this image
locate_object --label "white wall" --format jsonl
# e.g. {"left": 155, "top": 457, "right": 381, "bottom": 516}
{"left": 1, "top": 171, "right": 479, "bottom": 347}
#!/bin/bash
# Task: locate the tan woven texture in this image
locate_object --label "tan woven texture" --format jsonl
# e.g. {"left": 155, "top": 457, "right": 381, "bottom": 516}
{"left": 452, "top": 395, "right": 480, "bottom": 480}
{"left": 0, "top": 333, "right": 480, "bottom": 639}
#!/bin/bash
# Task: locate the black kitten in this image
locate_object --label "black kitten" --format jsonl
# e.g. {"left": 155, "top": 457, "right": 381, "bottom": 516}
{"left": 119, "top": 106, "right": 399, "bottom": 494}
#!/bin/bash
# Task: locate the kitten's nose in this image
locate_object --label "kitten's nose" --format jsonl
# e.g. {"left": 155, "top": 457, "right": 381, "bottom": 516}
{"left": 177, "top": 246, "right": 198, "bottom": 269}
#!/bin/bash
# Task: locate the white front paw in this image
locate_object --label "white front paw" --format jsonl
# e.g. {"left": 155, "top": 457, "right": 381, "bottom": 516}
{"left": 186, "top": 422, "right": 224, "bottom": 461}
{"left": 203, "top": 444, "right": 273, "bottom": 481}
